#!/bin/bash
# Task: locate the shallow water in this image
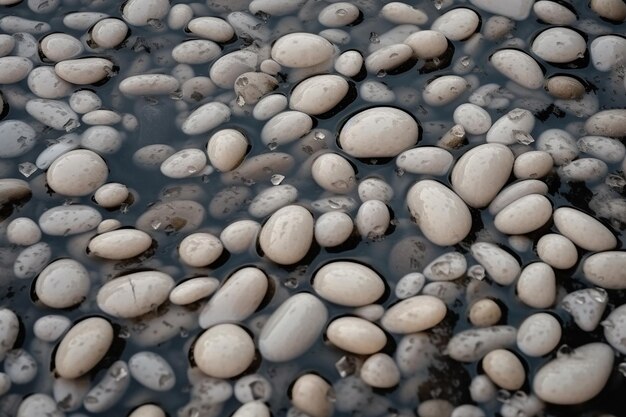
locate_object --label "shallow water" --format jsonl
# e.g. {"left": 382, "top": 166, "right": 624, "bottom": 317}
{"left": 0, "top": 0, "right": 625, "bottom": 417}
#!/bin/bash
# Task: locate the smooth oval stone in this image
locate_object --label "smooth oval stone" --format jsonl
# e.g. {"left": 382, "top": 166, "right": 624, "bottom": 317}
{"left": 334, "top": 50, "right": 363, "bottom": 77}
{"left": 290, "top": 75, "right": 349, "bottom": 115}
{"left": 35, "top": 258, "right": 90, "bottom": 308}
{"left": 447, "top": 326, "right": 517, "bottom": 362}
{"left": 537, "top": 233, "right": 578, "bottom": 269}
{"left": 547, "top": 75, "right": 586, "bottom": 100}
{"left": 533, "top": 343, "right": 613, "bottom": 405}
{"left": 339, "top": 107, "right": 419, "bottom": 158}
{"left": 469, "top": 299, "right": 502, "bottom": 327}
{"left": 470, "top": 242, "right": 521, "bottom": 285}
{"left": 199, "top": 267, "right": 268, "bottom": 328}
{"left": 55, "top": 58, "right": 114, "bottom": 84}
{"left": 584, "top": 109, "right": 626, "bottom": 137}
{"left": 187, "top": 17, "right": 234, "bottom": 42}
{"left": 38, "top": 205, "right": 102, "bottom": 236}
{"left": 291, "top": 374, "right": 333, "bottom": 417}
{"left": 119, "top": 74, "right": 179, "bottom": 96}
{"left": 97, "top": 271, "right": 175, "bottom": 318}
{"left": 470, "top": 374, "right": 497, "bottom": 403}
{"left": 396, "top": 147, "right": 453, "bottom": 176}
{"left": 259, "top": 292, "right": 328, "bottom": 362}
{"left": 253, "top": 94, "right": 288, "bottom": 120}
{"left": 517, "top": 313, "right": 561, "bottom": 357}
{"left": 431, "top": 8, "right": 479, "bottom": 40}
{"left": 0, "top": 120, "right": 36, "bottom": 158}
{"left": 355, "top": 199, "right": 389, "bottom": 238}
{"left": 182, "top": 102, "right": 231, "bottom": 135}
{"left": 314, "top": 212, "right": 353, "bottom": 248}
{"left": 395, "top": 272, "right": 426, "bottom": 300}
{"left": 248, "top": 185, "right": 298, "bottom": 218}
{"left": 261, "top": 111, "right": 312, "bottom": 146}
{"left": 220, "top": 220, "right": 261, "bottom": 254}
{"left": 169, "top": 277, "right": 219, "bottom": 305}
{"left": 553, "top": 207, "right": 616, "bottom": 251}
{"left": 365, "top": 43, "right": 413, "bottom": 73}
{"left": 583, "top": 251, "right": 626, "bottom": 289}
{"left": 578, "top": 135, "right": 625, "bottom": 164}
{"left": 313, "top": 261, "right": 384, "bottom": 307}
{"left": 160, "top": 148, "right": 207, "bottom": 179}
{"left": 7, "top": 217, "right": 41, "bottom": 246}
{"left": 94, "top": 183, "right": 129, "bottom": 208}
{"left": 27, "top": 66, "right": 72, "bottom": 99}
{"left": 89, "top": 229, "right": 151, "bottom": 260}
{"left": 381, "top": 295, "right": 446, "bottom": 334}
{"left": 311, "top": 153, "right": 356, "bottom": 194}
{"left": 356, "top": 178, "right": 393, "bottom": 204}
{"left": 517, "top": 262, "right": 556, "bottom": 308}
{"left": 360, "top": 353, "right": 400, "bottom": 388}
{"left": 533, "top": 1, "right": 577, "bottom": 24}
{"left": 207, "top": 129, "right": 248, "bottom": 172}
{"left": 128, "top": 351, "right": 175, "bottom": 391}
{"left": 16, "top": 394, "right": 62, "bottom": 417}
{"left": 513, "top": 151, "right": 553, "bottom": 179}
{"left": 490, "top": 49, "right": 544, "bottom": 89}
{"left": 14, "top": 242, "right": 51, "bottom": 280}
{"left": 209, "top": 50, "right": 258, "bottom": 89}
{"left": 0, "top": 309, "right": 19, "bottom": 362}
{"left": 55, "top": 317, "right": 113, "bottom": 379}
{"left": 234, "top": 374, "right": 272, "bottom": 403}
{"left": 453, "top": 103, "right": 492, "bottom": 135}
{"left": 259, "top": 205, "right": 313, "bottom": 265}
{"left": 603, "top": 304, "right": 626, "bottom": 354}
{"left": 194, "top": 324, "right": 255, "bottom": 378}
{"left": 122, "top": 0, "right": 169, "bottom": 26}
{"left": 558, "top": 158, "right": 608, "bottom": 183}
{"left": 172, "top": 40, "right": 221, "bottom": 65}
{"left": 178, "top": 232, "right": 223, "bottom": 267}
{"left": 562, "top": 288, "right": 608, "bottom": 332}
{"left": 40, "top": 33, "right": 84, "bottom": 62}
{"left": 482, "top": 349, "right": 525, "bottom": 390}
{"left": 404, "top": 30, "right": 448, "bottom": 59}
{"left": 590, "top": 35, "right": 626, "bottom": 72}
{"left": 90, "top": 18, "right": 128, "bottom": 49}
{"left": 83, "top": 360, "right": 130, "bottom": 413}
{"left": 494, "top": 194, "right": 552, "bottom": 235}
{"left": 488, "top": 180, "right": 549, "bottom": 215}
{"left": 451, "top": 144, "right": 514, "bottom": 208}
{"left": 531, "top": 27, "right": 586, "bottom": 63}
{"left": 33, "top": 315, "right": 71, "bottom": 342}
{"left": 407, "top": 180, "right": 471, "bottom": 246}
{"left": 25, "top": 99, "right": 79, "bottom": 131}
{"left": 46, "top": 149, "right": 108, "bottom": 196}
{"left": 319, "top": 2, "right": 360, "bottom": 27}
{"left": 422, "top": 75, "right": 469, "bottom": 107}
{"left": 326, "top": 316, "right": 386, "bottom": 355}
{"left": 0, "top": 56, "right": 33, "bottom": 84}
{"left": 271, "top": 33, "right": 334, "bottom": 68}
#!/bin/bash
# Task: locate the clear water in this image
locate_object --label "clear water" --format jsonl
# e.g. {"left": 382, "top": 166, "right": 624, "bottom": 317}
{"left": 0, "top": 0, "right": 625, "bottom": 416}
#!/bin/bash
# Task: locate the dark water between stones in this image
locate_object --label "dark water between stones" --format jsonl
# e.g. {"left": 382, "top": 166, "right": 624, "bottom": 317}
{"left": 0, "top": 1, "right": 625, "bottom": 417}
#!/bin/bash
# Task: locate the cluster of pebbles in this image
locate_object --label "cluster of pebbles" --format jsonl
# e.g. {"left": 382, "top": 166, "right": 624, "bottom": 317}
{"left": 0, "top": 0, "right": 625, "bottom": 416}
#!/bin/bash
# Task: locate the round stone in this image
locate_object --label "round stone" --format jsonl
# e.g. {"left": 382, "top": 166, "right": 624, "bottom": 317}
{"left": 46, "top": 149, "right": 108, "bottom": 197}
{"left": 193, "top": 324, "right": 255, "bottom": 378}
{"left": 339, "top": 107, "right": 419, "bottom": 158}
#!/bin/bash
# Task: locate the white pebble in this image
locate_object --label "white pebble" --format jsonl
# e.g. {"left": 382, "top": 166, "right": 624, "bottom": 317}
{"left": 55, "top": 317, "right": 113, "bottom": 379}
{"left": 193, "top": 324, "right": 255, "bottom": 378}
